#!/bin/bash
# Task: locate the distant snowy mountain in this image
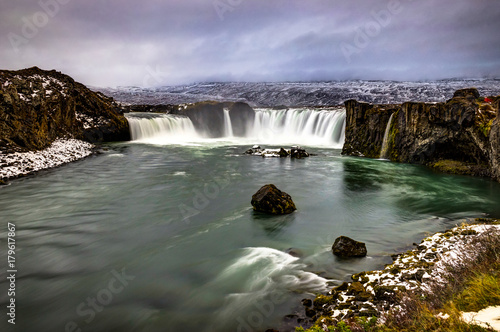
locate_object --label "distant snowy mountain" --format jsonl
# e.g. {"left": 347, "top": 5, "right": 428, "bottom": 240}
{"left": 93, "top": 79, "right": 500, "bottom": 107}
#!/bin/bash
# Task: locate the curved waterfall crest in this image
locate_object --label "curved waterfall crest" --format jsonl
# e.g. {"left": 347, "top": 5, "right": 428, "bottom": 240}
{"left": 126, "top": 107, "right": 346, "bottom": 147}
{"left": 126, "top": 113, "right": 200, "bottom": 142}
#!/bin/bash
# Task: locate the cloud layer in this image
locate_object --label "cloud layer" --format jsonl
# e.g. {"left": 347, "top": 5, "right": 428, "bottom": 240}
{"left": 2, "top": 0, "right": 499, "bottom": 87}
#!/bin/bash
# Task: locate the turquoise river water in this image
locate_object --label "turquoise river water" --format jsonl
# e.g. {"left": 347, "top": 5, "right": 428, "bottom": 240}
{"left": 1, "top": 109, "right": 500, "bottom": 332}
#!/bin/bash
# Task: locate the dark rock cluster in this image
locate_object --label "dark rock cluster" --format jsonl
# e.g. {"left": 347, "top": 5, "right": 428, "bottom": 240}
{"left": 245, "top": 145, "right": 310, "bottom": 158}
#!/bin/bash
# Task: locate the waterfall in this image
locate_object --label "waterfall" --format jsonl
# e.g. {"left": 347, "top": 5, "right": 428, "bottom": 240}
{"left": 126, "top": 108, "right": 346, "bottom": 147}
{"left": 251, "top": 108, "right": 346, "bottom": 147}
{"left": 380, "top": 113, "right": 395, "bottom": 159}
{"left": 126, "top": 113, "right": 200, "bottom": 144}
{"left": 223, "top": 108, "right": 234, "bottom": 137}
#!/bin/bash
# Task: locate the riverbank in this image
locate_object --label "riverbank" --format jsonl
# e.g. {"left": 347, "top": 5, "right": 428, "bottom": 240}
{"left": 296, "top": 219, "right": 500, "bottom": 331}
{"left": 0, "top": 138, "right": 94, "bottom": 183}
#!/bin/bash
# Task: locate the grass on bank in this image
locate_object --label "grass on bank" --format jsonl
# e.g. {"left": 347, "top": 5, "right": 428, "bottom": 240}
{"left": 296, "top": 221, "right": 500, "bottom": 332}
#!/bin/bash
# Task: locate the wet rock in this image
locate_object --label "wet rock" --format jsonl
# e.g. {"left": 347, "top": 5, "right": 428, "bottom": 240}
{"left": 333, "top": 282, "right": 349, "bottom": 292}
{"left": 291, "top": 146, "right": 309, "bottom": 158}
{"left": 305, "top": 308, "right": 316, "bottom": 318}
{"left": 313, "top": 294, "right": 337, "bottom": 309}
{"left": 279, "top": 147, "right": 289, "bottom": 157}
{"left": 301, "top": 299, "right": 312, "bottom": 307}
{"left": 352, "top": 272, "right": 369, "bottom": 283}
{"left": 332, "top": 236, "right": 367, "bottom": 258}
{"left": 251, "top": 184, "right": 297, "bottom": 215}
{"left": 245, "top": 145, "right": 263, "bottom": 155}
{"left": 286, "top": 248, "right": 303, "bottom": 257}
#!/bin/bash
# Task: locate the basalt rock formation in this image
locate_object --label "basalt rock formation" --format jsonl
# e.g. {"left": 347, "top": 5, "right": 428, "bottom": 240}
{"left": 342, "top": 88, "right": 500, "bottom": 181}
{"left": 0, "top": 67, "right": 130, "bottom": 153}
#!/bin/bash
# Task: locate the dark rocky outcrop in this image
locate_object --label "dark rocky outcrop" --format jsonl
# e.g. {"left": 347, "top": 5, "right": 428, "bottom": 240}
{"left": 332, "top": 236, "right": 367, "bottom": 258}
{"left": 342, "top": 101, "right": 399, "bottom": 158}
{"left": 342, "top": 88, "right": 500, "bottom": 181}
{"left": 172, "top": 101, "right": 255, "bottom": 137}
{"left": 251, "top": 184, "right": 297, "bottom": 215}
{"left": 0, "top": 67, "right": 130, "bottom": 153}
{"left": 290, "top": 146, "right": 310, "bottom": 159}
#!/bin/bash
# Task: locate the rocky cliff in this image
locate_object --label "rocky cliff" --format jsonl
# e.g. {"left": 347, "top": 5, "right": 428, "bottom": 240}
{"left": 342, "top": 88, "right": 500, "bottom": 181}
{"left": 0, "top": 67, "right": 130, "bottom": 153}
{"left": 172, "top": 101, "right": 255, "bottom": 137}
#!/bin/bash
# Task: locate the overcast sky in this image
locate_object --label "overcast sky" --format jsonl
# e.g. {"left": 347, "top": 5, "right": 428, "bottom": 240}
{"left": 1, "top": 0, "right": 499, "bottom": 87}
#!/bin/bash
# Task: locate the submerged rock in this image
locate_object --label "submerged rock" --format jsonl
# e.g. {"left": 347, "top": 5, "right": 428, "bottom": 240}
{"left": 332, "top": 236, "right": 367, "bottom": 258}
{"left": 251, "top": 184, "right": 297, "bottom": 215}
{"left": 285, "top": 247, "right": 303, "bottom": 257}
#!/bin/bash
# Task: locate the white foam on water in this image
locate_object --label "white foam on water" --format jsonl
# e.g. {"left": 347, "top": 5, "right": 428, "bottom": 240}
{"left": 212, "top": 247, "right": 330, "bottom": 325}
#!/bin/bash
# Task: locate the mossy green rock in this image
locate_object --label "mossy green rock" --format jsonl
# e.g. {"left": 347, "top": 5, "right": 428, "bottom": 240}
{"left": 251, "top": 184, "right": 296, "bottom": 215}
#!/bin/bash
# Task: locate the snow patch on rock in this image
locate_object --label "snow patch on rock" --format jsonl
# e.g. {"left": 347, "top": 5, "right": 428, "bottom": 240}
{"left": 0, "top": 139, "right": 94, "bottom": 180}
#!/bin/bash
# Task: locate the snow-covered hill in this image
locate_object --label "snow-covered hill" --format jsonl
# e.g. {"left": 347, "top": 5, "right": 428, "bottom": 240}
{"left": 93, "top": 79, "right": 500, "bottom": 107}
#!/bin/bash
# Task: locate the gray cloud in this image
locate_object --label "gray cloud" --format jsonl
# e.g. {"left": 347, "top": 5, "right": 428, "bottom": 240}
{"left": 1, "top": 0, "right": 499, "bottom": 87}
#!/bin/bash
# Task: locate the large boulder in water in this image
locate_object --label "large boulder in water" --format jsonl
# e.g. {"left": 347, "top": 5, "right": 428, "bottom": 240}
{"left": 332, "top": 236, "right": 367, "bottom": 258}
{"left": 251, "top": 184, "right": 296, "bottom": 215}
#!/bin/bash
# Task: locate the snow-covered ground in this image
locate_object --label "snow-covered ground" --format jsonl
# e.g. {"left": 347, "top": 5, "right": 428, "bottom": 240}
{"left": 462, "top": 306, "right": 500, "bottom": 331}
{"left": 0, "top": 139, "right": 94, "bottom": 181}
{"left": 312, "top": 223, "right": 500, "bottom": 327}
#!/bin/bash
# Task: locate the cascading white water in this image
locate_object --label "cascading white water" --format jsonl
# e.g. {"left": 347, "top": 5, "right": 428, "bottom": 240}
{"left": 251, "top": 108, "right": 346, "bottom": 147}
{"left": 126, "top": 114, "right": 200, "bottom": 144}
{"left": 223, "top": 108, "right": 234, "bottom": 137}
{"left": 380, "top": 113, "right": 395, "bottom": 159}
{"left": 126, "top": 108, "right": 347, "bottom": 147}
